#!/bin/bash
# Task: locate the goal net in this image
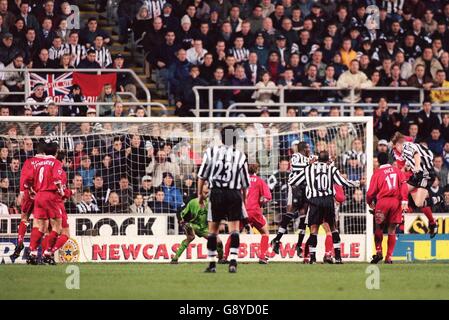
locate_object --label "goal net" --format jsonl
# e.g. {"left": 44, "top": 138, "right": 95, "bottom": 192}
{"left": 0, "top": 117, "right": 373, "bottom": 262}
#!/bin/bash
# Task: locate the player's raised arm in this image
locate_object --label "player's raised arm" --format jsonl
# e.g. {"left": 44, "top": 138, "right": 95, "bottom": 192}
{"left": 332, "top": 166, "right": 360, "bottom": 188}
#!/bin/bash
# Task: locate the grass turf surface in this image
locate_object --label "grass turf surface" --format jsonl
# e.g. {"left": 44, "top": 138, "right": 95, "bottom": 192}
{"left": 1, "top": 262, "right": 449, "bottom": 300}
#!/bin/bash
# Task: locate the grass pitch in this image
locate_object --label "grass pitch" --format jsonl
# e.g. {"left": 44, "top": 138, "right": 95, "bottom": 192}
{"left": 1, "top": 262, "right": 449, "bottom": 300}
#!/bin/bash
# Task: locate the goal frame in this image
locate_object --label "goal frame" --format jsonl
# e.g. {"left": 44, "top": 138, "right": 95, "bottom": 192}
{"left": 0, "top": 116, "right": 374, "bottom": 262}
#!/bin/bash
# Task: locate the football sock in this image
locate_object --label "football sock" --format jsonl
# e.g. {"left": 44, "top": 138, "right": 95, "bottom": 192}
{"left": 332, "top": 231, "right": 341, "bottom": 260}
{"left": 386, "top": 234, "right": 397, "bottom": 259}
{"left": 44, "top": 231, "right": 58, "bottom": 255}
{"left": 420, "top": 206, "right": 436, "bottom": 224}
{"left": 325, "top": 234, "right": 333, "bottom": 256}
{"left": 29, "top": 228, "right": 43, "bottom": 253}
{"left": 374, "top": 228, "right": 383, "bottom": 254}
{"left": 297, "top": 216, "right": 306, "bottom": 247}
{"left": 259, "top": 234, "right": 269, "bottom": 259}
{"left": 229, "top": 231, "right": 240, "bottom": 262}
{"left": 308, "top": 234, "right": 317, "bottom": 261}
{"left": 223, "top": 236, "right": 231, "bottom": 260}
{"left": 273, "top": 212, "right": 294, "bottom": 241}
{"left": 51, "top": 234, "right": 69, "bottom": 254}
{"left": 17, "top": 220, "right": 27, "bottom": 245}
{"left": 174, "top": 239, "right": 189, "bottom": 260}
{"left": 207, "top": 233, "right": 218, "bottom": 262}
{"left": 304, "top": 237, "right": 311, "bottom": 257}
{"left": 41, "top": 234, "right": 48, "bottom": 253}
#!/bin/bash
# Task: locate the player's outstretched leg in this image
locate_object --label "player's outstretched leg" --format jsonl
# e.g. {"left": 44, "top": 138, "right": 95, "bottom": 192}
{"left": 332, "top": 231, "right": 343, "bottom": 264}
{"left": 258, "top": 234, "right": 269, "bottom": 264}
{"left": 171, "top": 239, "right": 190, "bottom": 264}
{"left": 420, "top": 206, "right": 438, "bottom": 237}
{"left": 11, "top": 219, "right": 28, "bottom": 260}
{"left": 371, "top": 227, "right": 384, "bottom": 264}
{"left": 271, "top": 212, "right": 295, "bottom": 254}
{"left": 228, "top": 231, "right": 239, "bottom": 273}
{"left": 205, "top": 233, "right": 218, "bottom": 273}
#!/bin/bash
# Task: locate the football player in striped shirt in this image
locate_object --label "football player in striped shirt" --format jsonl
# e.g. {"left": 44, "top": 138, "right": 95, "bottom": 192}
{"left": 392, "top": 132, "right": 440, "bottom": 236}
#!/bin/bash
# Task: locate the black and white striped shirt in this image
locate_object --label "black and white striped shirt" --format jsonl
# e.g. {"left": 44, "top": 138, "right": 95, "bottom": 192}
{"left": 94, "top": 46, "right": 112, "bottom": 68}
{"left": 289, "top": 162, "right": 360, "bottom": 199}
{"left": 49, "top": 46, "right": 65, "bottom": 61}
{"left": 198, "top": 145, "right": 250, "bottom": 190}
{"left": 229, "top": 47, "right": 250, "bottom": 62}
{"left": 402, "top": 142, "right": 434, "bottom": 175}
{"left": 144, "top": 0, "right": 166, "bottom": 20}
{"left": 63, "top": 43, "right": 86, "bottom": 66}
{"left": 76, "top": 201, "right": 100, "bottom": 213}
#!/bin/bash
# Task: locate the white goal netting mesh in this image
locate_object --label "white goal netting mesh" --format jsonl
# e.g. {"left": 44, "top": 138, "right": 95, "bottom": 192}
{"left": 0, "top": 119, "right": 369, "bottom": 235}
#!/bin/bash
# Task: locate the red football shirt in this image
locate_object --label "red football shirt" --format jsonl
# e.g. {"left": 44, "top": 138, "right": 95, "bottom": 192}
{"left": 25, "top": 156, "right": 64, "bottom": 192}
{"left": 245, "top": 174, "right": 272, "bottom": 213}
{"left": 366, "top": 164, "right": 408, "bottom": 205}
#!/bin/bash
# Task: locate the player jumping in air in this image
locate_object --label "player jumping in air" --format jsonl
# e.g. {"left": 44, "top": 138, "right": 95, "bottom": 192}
{"left": 271, "top": 141, "right": 314, "bottom": 257}
{"left": 23, "top": 141, "right": 66, "bottom": 265}
{"left": 10, "top": 140, "right": 46, "bottom": 261}
{"left": 171, "top": 183, "right": 224, "bottom": 264}
{"left": 367, "top": 152, "right": 409, "bottom": 264}
{"left": 391, "top": 132, "right": 440, "bottom": 237}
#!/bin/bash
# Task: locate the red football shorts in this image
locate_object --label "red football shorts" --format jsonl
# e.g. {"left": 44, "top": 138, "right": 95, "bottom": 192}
{"left": 33, "top": 191, "right": 63, "bottom": 220}
{"left": 20, "top": 190, "right": 34, "bottom": 215}
{"left": 246, "top": 209, "right": 267, "bottom": 230}
{"left": 60, "top": 202, "right": 69, "bottom": 228}
{"left": 375, "top": 197, "right": 402, "bottom": 225}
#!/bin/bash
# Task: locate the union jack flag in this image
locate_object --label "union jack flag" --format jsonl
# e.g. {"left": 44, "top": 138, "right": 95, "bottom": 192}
{"left": 29, "top": 72, "right": 73, "bottom": 97}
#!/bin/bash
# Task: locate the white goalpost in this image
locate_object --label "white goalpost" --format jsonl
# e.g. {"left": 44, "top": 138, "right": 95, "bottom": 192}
{"left": 0, "top": 116, "right": 373, "bottom": 263}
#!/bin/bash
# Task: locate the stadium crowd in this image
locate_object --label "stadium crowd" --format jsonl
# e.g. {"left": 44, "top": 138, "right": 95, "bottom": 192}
{"left": 1, "top": 0, "right": 449, "bottom": 227}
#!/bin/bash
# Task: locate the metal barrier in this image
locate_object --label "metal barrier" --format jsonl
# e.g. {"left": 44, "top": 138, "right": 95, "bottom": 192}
{"left": 192, "top": 86, "right": 449, "bottom": 117}
{"left": 0, "top": 68, "right": 151, "bottom": 102}
{"left": 0, "top": 101, "right": 167, "bottom": 116}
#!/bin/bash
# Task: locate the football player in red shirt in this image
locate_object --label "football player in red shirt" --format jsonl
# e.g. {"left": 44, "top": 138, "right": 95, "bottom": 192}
{"left": 367, "top": 152, "right": 409, "bottom": 264}
{"left": 24, "top": 141, "right": 65, "bottom": 265}
{"left": 10, "top": 140, "right": 46, "bottom": 261}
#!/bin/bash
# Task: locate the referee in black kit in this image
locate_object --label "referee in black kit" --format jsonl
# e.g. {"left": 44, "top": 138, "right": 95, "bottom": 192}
{"left": 289, "top": 150, "right": 361, "bottom": 264}
{"left": 197, "top": 125, "right": 250, "bottom": 273}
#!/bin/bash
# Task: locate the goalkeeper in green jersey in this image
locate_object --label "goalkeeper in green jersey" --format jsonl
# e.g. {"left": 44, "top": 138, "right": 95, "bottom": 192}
{"left": 171, "top": 183, "right": 224, "bottom": 264}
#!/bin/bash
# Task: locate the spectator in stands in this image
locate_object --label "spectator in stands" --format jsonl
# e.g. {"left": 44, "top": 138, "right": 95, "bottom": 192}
{"left": 208, "top": 66, "right": 230, "bottom": 115}
{"left": 247, "top": 5, "right": 264, "bottom": 32}
{"left": 117, "top": 0, "right": 143, "bottom": 44}
{"left": 80, "top": 17, "right": 110, "bottom": 48}
{"left": 98, "top": 154, "right": 114, "bottom": 189}
{"left": 434, "top": 155, "right": 449, "bottom": 187}
{"left": 431, "top": 69, "right": 449, "bottom": 103}
{"left": 38, "top": 17, "right": 56, "bottom": 49}
{"left": 92, "top": 175, "right": 110, "bottom": 211}
{"left": 436, "top": 188, "right": 449, "bottom": 212}
{"left": 230, "top": 64, "right": 253, "bottom": 104}
{"left": 150, "top": 187, "right": 176, "bottom": 213}
{"left": 109, "top": 137, "right": 127, "bottom": 176}
{"left": 0, "top": 33, "right": 20, "bottom": 65}
{"left": 186, "top": 38, "right": 208, "bottom": 65}
{"left": 132, "top": 4, "right": 151, "bottom": 43}
{"left": 172, "top": 141, "right": 195, "bottom": 179}
{"left": 105, "top": 191, "right": 127, "bottom": 213}
{"left": 76, "top": 188, "right": 100, "bottom": 213}
{"left": 252, "top": 71, "right": 278, "bottom": 104}
{"left": 130, "top": 193, "right": 153, "bottom": 214}
{"left": 139, "top": 175, "right": 155, "bottom": 203}
{"left": 6, "top": 157, "right": 20, "bottom": 192}
{"left": 416, "top": 100, "right": 441, "bottom": 140}
{"left": 407, "top": 64, "right": 434, "bottom": 101}
{"left": 169, "top": 48, "right": 191, "bottom": 102}
{"left": 414, "top": 47, "right": 443, "bottom": 79}
{"left": 62, "top": 84, "right": 87, "bottom": 117}
{"left": 77, "top": 156, "right": 96, "bottom": 188}
{"left": 92, "top": 35, "right": 112, "bottom": 68}
{"left": 146, "top": 149, "right": 180, "bottom": 187}
{"left": 337, "top": 59, "right": 369, "bottom": 103}
{"left": 0, "top": 176, "right": 14, "bottom": 209}
{"left": 441, "top": 113, "right": 449, "bottom": 142}
{"left": 110, "top": 53, "right": 137, "bottom": 96}
{"left": 97, "top": 83, "right": 122, "bottom": 116}
{"left": 342, "top": 188, "right": 365, "bottom": 213}
{"left": 174, "top": 65, "right": 207, "bottom": 117}
{"left": 56, "top": 18, "right": 70, "bottom": 44}
{"left": 181, "top": 175, "right": 196, "bottom": 203}
{"left": 126, "top": 134, "right": 152, "bottom": 188}
{"left": 0, "top": 0, "right": 15, "bottom": 31}
{"left": 115, "top": 176, "right": 134, "bottom": 206}
{"left": 342, "top": 138, "right": 366, "bottom": 167}
{"left": 75, "top": 47, "right": 99, "bottom": 69}
{"left": 427, "top": 128, "right": 445, "bottom": 156}
{"left": 199, "top": 53, "right": 215, "bottom": 83}
{"left": 13, "top": 137, "right": 33, "bottom": 164}
{"left": 257, "top": 134, "right": 279, "bottom": 177}
{"left": 161, "top": 3, "right": 179, "bottom": 33}
{"left": 18, "top": 2, "right": 40, "bottom": 32}
{"left": 0, "top": 146, "right": 9, "bottom": 173}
